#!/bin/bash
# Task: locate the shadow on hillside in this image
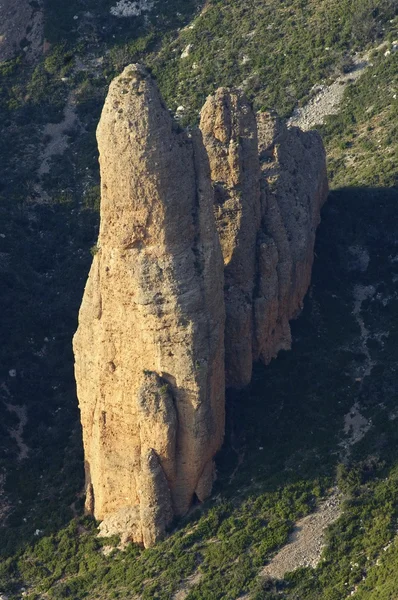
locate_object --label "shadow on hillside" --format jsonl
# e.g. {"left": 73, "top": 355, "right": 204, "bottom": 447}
{"left": 0, "top": 185, "right": 397, "bottom": 555}
{"left": 217, "top": 185, "right": 398, "bottom": 496}
{"left": 0, "top": 198, "right": 98, "bottom": 554}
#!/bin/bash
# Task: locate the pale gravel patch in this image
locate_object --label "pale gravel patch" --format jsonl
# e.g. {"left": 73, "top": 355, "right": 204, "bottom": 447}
{"left": 259, "top": 489, "right": 341, "bottom": 580}
{"left": 351, "top": 284, "right": 376, "bottom": 378}
{"left": 340, "top": 284, "right": 375, "bottom": 456}
{"left": 288, "top": 39, "right": 395, "bottom": 131}
{"left": 101, "top": 545, "right": 115, "bottom": 557}
{"left": 287, "top": 57, "right": 369, "bottom": 131}
{"left": 343, "top": 403, "right": 371, "bottom": 447}
{"left": 38, "top": 96, "right": 79, "bottom": 177}
{"left": 181, "top": 43, "right": 193, "bottom": 59}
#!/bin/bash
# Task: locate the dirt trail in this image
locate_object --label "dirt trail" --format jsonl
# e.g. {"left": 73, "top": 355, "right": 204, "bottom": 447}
{"left": 38, "top": 96, "right": 79, "bottom": 177}
{"left": 5, "top": 402, "right": 29, "bottom": 461}
{"left": 288, "top": 56, "right": 369, "bottom": 131}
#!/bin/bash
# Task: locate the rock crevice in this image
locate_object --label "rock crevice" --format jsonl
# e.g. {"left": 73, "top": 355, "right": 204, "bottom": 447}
{"left": 73, "top": 64, "right": 328, "bottom": 546}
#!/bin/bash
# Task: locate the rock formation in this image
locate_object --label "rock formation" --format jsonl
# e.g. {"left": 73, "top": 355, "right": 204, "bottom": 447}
{"left": 74, "top": 64, "right": 328, "bottom": 547}
{"left": 255, "top": 113, "right": 329, "bottom": 365}
{"left": 200, "top": 93, "right": 328, "bottom": 387}
{"left": 200, "top": 89, "right": 261, "bottom": 388}
{"left": 73, "top": 65, "right": 225, "bottom": 547}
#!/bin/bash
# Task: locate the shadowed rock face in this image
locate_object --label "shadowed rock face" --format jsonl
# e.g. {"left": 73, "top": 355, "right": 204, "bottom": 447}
{"left": 74, "top": 65, "right": 328, "bottom": 547}
{"left": 255, "top": 112, "right": 329, "bottom": 365}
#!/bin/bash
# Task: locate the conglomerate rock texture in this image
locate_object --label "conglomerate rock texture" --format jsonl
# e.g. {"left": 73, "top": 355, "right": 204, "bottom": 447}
{"left": 200, "top": 94, "right": 328, "bottom": 387}
{"left": 200, "top": 89, "right": 261, "bottom": 388}
{"left": 255, "top": 112, "right": 329, "bottom": 366}
{"left": 74, "top": 64, "right": 328, "bottom": 547}
{"left": 73, "top": 65, "right": 225, "bottom": 547}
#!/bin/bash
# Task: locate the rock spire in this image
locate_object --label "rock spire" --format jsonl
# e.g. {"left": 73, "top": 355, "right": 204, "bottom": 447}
{"left": 73, "top": 65, "right": 225, "bottom": 547}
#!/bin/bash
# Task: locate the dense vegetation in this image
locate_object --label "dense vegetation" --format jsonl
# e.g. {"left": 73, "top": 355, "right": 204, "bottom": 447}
{"left": 322, "top": 52, "right": 398, "bottom": 188}
{"left": 151, "top": 0, "right": 398, "bottom": 122}
{"left": 0, "top": 0, "right": 397, "bottom": 598}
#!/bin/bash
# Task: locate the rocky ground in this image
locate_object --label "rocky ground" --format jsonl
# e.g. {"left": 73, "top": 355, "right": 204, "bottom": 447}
{"left": 288, "top": 56, "right": 369, "bottom": 131}
{"left": 260, "top": 489, "right": 341, "bottom": 580}
{"left": 237, "top": 491, "right": 342, "bottom": 600}
{"left": 0, "top": 0, "right": 43, "bottom": 63}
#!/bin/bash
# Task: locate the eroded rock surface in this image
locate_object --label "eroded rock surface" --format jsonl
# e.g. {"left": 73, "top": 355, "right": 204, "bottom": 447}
{"left": 200, "top": 89, "right": 261, "bottom": 388}
{"left": 200, "top": 96, "right": 328, "bottom": 386}
{"left": 73, "top": 64, "right": 225, "bottom": 546}
{"left": 255, "top": 113, "right": 329, "bottom": 365}
{"left": 74, "top": 65, "right": 328, "bottom": 546}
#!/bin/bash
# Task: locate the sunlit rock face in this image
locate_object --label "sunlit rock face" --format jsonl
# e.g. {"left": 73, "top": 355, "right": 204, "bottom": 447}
{"left": 73, "top": 65, "right": 225, "bottom": 547}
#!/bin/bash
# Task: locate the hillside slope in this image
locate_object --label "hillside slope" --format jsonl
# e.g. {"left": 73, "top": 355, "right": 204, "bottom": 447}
{"left": 0, "top": 1, "right": 397, "bottom": 599}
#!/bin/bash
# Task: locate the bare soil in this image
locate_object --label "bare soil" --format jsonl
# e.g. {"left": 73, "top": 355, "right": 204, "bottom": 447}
{"left": 172, "top": 571, "right": 203, "bottom": 600}
{"left": 38, "top": 96, "right": 80, "bottom": 177}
